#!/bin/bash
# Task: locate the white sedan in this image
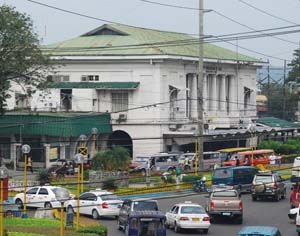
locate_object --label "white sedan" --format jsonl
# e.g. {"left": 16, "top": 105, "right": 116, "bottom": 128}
{"left": 166, "top": 201, "right": 210, "bottom": 234}
{"left": 65, "top": 190, "right": 122, "bottom": 219}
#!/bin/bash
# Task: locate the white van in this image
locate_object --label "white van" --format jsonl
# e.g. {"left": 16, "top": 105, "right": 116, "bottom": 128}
{"left": 291, "top": 156, "right": 300, "bottom": 183}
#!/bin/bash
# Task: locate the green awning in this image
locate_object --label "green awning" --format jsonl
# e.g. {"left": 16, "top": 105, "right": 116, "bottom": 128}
{"left": 49, "top": 82, "right": 140, "bottom": 89}
{"left": 257, "top": 117, "right": 300, "bottom": 128}
{"left": 0, "top": 113, "right": 112, "bottom": 137}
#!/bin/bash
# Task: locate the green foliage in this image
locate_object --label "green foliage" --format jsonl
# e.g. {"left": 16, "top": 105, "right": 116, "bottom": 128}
{"left": 92, "top": 147, "right": 131, "bottom": 171}
{"left": 4, "top": 218, "right": 59, "bottom": 227}
{"left": 76, "top": 226, "right": 107, "bottom": 236}
{"left": 8, "top": 232, "right": 46, "bottom": 236}
{"left": 84, "top": 169, "right": 89, "bottom": 181}
{"left": 37, "top": 168, "right": 51, "bottom": 185}
{"left": 278, "top": 144, "right": 297, "bottom": 155}
{"left": 66, "top": 233, "right": 99, "bottom": 236}
{"left": 0, "top": 5, "right": 53, "bottom": 114}
{"left": 167, "top": 175, "right": 175, "bottom": 183}
{"left": 258, "top": 140, "right": 281, "bottom": 153}
{"left": 182, "top": 175, "right": 203, "bottom": 183}
{"left": 258, "top": 139, "right": 300, "bottom": 155}
{"left": 102, "top": 177, "right": 117, "bottom": 190}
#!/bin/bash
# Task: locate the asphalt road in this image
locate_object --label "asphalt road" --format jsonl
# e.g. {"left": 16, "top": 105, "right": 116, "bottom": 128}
{"left": 100, "top": 188, "right": 296, "bottom": 236}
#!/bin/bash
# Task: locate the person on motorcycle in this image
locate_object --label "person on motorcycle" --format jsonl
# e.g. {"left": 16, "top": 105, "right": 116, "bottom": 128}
{"left": 184, "top": 158, "right": 190, "bottom": 171}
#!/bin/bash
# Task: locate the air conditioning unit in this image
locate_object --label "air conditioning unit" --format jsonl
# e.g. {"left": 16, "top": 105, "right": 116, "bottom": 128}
{"left": 118, "top": 113, "right": 127, "bottom": 121}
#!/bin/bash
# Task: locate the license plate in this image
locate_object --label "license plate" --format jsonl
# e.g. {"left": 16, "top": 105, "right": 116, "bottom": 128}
{"left": 192, "top": 218, "right": 200, "bottom": 221}
{"left": 266, "top": 189, "right": 272, "bottom": 192}
{"left": 222, "top": 212, "right": 231, "bottom": 216}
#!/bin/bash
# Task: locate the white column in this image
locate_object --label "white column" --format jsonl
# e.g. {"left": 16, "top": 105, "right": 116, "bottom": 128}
{"left": 220, "top": 74, "right": 226, "bottom": 111}
{"left": 203, "top": 73, "right": 208, "bottom": 112}
{"left": 229, "top": 75, "right": 236, "bottom": 112}
{"left": 44, "top": 144, "right": 51, "bottom": 169}
{"left": 211, "top": 74, "right": 217, "bottom": 113}
{"left": 191, "top": 73, "right": 198, "bottom": 119}
{"left": 59, "top": 145, "right": 65, "bottom": 160}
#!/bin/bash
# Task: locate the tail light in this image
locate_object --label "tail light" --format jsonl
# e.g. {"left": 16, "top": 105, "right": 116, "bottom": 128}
{"left": 272, "top": 182, "right": 277, "bottom": 189}
{"left": 203, "top": 216, "right": 210, "bottom": 221}
{"left": 239, "top": 201, "right": 243, "bottom": 210}
{"left": 102, "top": 202, "right": 108, "bottom": 209}
{"left": 179, "top": 217, "right": 189, "bottom": 221}
{"left": 210, "top": 201, "right": 215, "bottom": 210}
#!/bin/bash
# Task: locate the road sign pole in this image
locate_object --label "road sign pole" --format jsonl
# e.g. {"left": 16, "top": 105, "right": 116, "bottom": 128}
{"left": 23, "top": 154, "right": 27, "bottom": 217}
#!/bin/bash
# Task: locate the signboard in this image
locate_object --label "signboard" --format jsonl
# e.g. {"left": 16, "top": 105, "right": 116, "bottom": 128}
{"left": 3, "top": 177, "right": 8, "bottom": 200}
{"left": 50, "top": 147, "right": 59, "bottom": 162}
{"left": 77, "top": 147, "right": 88, "bottom": 157}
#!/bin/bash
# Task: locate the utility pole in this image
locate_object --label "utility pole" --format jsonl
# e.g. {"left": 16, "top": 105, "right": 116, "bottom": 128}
{"left": 283, "top": 60, "right": 286, "bottom": 119}
{"left": 267, "top": 59, "right": 270, "bottom": 114}
{"left": 197, "top": 0, "right": 204, "bottom": 171}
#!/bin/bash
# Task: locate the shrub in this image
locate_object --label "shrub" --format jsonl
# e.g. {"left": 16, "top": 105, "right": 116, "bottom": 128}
{"left": 278, "top": 144, "right": 297, "bottom": 155}
{"left": 167, "top": 175, "right": 175, "bottom": 184}
{"left": 37, "top": 168, "right": 51, "bottom": 185}
{"left": 102, "top": 177, "right": 117, "bottom": 190}
{"left": 258, "top": 140, "right": 281, "bottom": 153}
{"left": 92, "top": 147, "right": 130, "bottom": 171}
{"left": 76, "top": 226, "right": 107, "bottom": 236}
{"left": 182, "top": 175, "right": 203, "bottom": 183}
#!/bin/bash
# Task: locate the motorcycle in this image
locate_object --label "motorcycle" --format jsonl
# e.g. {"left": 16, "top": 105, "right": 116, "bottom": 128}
{"left": 193, "top": 177, "right": 207, "bottom": 193}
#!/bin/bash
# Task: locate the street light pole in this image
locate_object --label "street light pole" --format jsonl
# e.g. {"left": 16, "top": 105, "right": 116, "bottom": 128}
{"left": 21, "top": 144, "right": 30, "bottom": 218}
{"left": 197, "top": 0, "right": 204, "bottom": 171}
{"left": 55, "top": 188, "right": 70, "bottom": 236}
{"left": 74, "top": 153, "right": 84, "bottom": 230}
{"left": 92, "top": 128, "right": 98, "bottom": 157}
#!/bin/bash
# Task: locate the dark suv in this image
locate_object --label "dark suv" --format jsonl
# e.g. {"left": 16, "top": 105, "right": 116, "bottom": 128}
{"left": 117, "top": 199, "right": 159, "bottom": 231}
{"left": 251, "top": 172, "right": 286, "bottom": 201}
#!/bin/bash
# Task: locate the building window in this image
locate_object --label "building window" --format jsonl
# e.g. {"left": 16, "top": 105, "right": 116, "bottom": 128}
{"left": 47, "top": 75, "right": 69, "bottom": 82}
{"left": 81, "top": 75, "right": 100, "bottom": 81}
{"left": 112, "top": 92, "right": 128, "bottom": 112}
{"left": 15, "top": 93, "right": 27, "bottom": 108}
{"left": 60, "top": 89, "right": 72, "bottom": 111}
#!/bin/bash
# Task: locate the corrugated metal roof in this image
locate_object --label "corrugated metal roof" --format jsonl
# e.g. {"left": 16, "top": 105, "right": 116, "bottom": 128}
{"left": 257, "top": 117, "right": 299, "bottom": 128}
{"left": 49, "top": 82, "right": 140, "bottom": 89}
{"left": 43, "top": 24, "right": 259, "bottom": 63}
{"left": 0, "top": 113, "right": 112, "bottom": 137}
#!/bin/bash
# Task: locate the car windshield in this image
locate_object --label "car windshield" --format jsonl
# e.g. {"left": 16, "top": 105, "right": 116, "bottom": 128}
{"left": 212, "top": 191, "right": 237, "bottom": 197}
{"left": 213, "top": 169, "right": 232, "bottom": 178}
{"left": 100, "top": 194, "right": 119, "bottom": 201}
{"left": 133, "top": 201, "right": 158, "bottom": 211}
{"left": 52, "top": 187, "right": 69, "bottom": 196}
{"left": 255, "top": 175, "right": 273, "bottom": 183}
{"left": 180, "top": 206, "right": 206, "bottom": 214}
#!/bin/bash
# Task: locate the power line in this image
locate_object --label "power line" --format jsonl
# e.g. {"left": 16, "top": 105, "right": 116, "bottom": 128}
{"left": 238, "top": 0, "right": 298, "bottom": 25}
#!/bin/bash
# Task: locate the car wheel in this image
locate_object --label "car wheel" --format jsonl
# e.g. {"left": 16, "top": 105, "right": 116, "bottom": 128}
{"left": 202, "top": 229, "right": 209, "bottom": 234}
{"left": 92, "top": 209, "right": 99, "bottom": 219}
{"left": 44, "top": 202, "right": 52, "bottom": 208}
{"left": 141, "top": 169, "right": 146, "bottom": 176}
{"left": 174, "top": 222, "right": 180, "bottom": 233}
{"left": 117, "top": 220, "right": 122, "bottom": 231}
{"left": 5, "top": 210, "right": 13, "bottom": 218}
{"left": 15, "top": 199, "right": 23, "bottom": 208}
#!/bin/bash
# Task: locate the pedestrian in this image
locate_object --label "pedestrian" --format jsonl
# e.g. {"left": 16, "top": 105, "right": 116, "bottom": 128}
{"left": 184, "top": 158, "right": 190, "bottom": 171}
{"left": 235, "top": 156, "right": 240, "bottom": 166}
{"left": 175, "top": 166, "right": 181, "bottom": 191}
{"left": 161, "top": 172, "right": 169, "bottom": 186}
{"left": 27, "top": 156, "right": 33, "bottom": 173}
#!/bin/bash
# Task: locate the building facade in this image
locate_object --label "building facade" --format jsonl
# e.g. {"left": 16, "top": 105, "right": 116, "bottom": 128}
{"left": 7, "top": 24, "right": 262, "bottom": 159}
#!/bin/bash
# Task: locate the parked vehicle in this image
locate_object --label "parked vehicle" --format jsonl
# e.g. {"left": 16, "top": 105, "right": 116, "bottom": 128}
{"left": 129, "top": 156, "right": 150, "bottom": 170}
{"left": 251, "top": 172, "right": 286, "bottom": 201}
{"left": 131, "top": 153, "right": 180, "bottom": 175}
{"left": 212, "top": 166, "right": 258, "bottom": 193}
{"left": 222, "top": 149, "right": 273, "bottom": 167}
{"left": 179, "top": 152, "right": 221, "bottom": 170}
{"left": 237, "top": 226, "right": 282, "bottom": 236}
{"left": 218, "top": 147, "right": 251, "bottom": 163}
{"left": 118, "top": 199, "right": 159, "bottom": 231}
{"left": 206, "top": 189, "right": 243, "bottom": 224}
{"left": 119, "top": 210, "right": 166, "bottom": 236}
{"left": 165, "top": 201, "right": 210, "bottom": 234}
{"left": 3, "top": 200, "right": 20, "bottom": 217}
{"left": 296, "top": 207, "right": 300, "bottom": 236}
{"left": 290, "top": 183, "right": 300, "bottom": 209}
{"left": 65, "top": 190, "right": 122, "bottom": 219}
{"left": 291, "top": 156, "right": 300, "bottom": 183}
{"left": 13, "top": 186, "right": 71, "bottom": 209}
{"left": 288, "top": 207, "right": 298, "bottom": 221}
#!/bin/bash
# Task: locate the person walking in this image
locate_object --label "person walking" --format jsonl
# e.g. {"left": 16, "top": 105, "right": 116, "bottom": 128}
{"left": 27, "top": 156, "right": 33, "bottom": 173}
{"left": 175, "top": 166, "right": 181, "bottom": 191}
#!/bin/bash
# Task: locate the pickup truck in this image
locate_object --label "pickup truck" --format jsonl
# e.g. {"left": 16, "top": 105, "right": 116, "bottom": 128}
{"left": 206, "top": 189, "right": 243, "bottom": 224}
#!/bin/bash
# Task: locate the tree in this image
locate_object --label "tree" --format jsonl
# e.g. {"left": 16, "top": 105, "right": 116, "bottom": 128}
{"left": 0, "top": 5, "right": 52, "bottom": 114}
{"left": 92, "top": 147, "right": 131, "bottom": 171}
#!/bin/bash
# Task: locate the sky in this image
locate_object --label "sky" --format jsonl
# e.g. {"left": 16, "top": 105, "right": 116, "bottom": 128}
{"left": 3, "top": 0, "right": 300, "bottom": 67}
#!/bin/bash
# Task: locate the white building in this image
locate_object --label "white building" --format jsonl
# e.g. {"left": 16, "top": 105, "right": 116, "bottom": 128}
{"left": 8, "top": 24, "right": 262, "bottom": 158}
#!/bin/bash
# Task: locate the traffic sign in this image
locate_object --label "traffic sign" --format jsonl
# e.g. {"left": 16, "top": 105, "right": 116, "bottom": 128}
{"left": 21, "top": 144, "right": 31, "bottom": 154}
{"left": 77, "top": 147, "right": 87, "bottom": 156}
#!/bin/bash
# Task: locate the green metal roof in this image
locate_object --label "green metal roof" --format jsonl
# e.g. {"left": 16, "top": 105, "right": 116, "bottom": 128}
{"left": 0, "top": 113, "right": 112, "bottom": 137}
{"left": 257, "top": 117, "right": 300, "bottom": 128}
{"left": 43, "top": 24, "right": 259, "bottom": 63}
{"left": 49, "top": 82, "right": 140, "bottom": 89}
